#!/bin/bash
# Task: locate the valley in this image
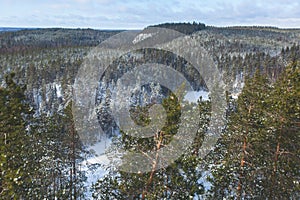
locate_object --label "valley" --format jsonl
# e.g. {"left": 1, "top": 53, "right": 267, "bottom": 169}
{"left": 0, "top": 23, "right": 299, "bottom": 199}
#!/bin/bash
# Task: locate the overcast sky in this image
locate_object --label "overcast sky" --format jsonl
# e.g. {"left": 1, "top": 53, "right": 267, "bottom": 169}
{"left": 0, "top": 0, "right": 299, "bottom": 29}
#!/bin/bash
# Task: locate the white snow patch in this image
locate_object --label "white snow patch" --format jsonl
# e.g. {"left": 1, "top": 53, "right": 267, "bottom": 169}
{"left": 32, "top": 88, "right": 43, "bottom": 114}
{"left": 198, "top": 170, "right": 212, "bottom": 191}
{"left": 82, "top": 138, "right": 112, "bottom": 198}
{"left": 55, "top": 83, "right": 62, "bottom": 98}
{"left": 132, "top": 32, "right": 156, "bottom": 44}
{"left": 231, "top": 93, "right": 240, "bottom": 99}
{"left": 87, "top": 139, "right": 111, "bottom": 165}
{"left": 184, "top": 90, "right": 209, "bottom": 103}
{"left": 232, "top": 72, "right": 244, "bottom": 93}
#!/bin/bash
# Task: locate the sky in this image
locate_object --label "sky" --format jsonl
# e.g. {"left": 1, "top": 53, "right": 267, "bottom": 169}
{"left": 0, "top": 0, "right": 299, "bottom": 29}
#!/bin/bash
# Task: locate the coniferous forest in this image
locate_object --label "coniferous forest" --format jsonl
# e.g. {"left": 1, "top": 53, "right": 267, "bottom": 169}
{"left": 0, "top": 23, "right": 299, "bottom": 199}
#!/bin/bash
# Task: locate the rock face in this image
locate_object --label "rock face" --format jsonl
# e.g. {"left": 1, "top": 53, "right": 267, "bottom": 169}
{"left": 0, "top": 25, "right": 299, "bottom": 123}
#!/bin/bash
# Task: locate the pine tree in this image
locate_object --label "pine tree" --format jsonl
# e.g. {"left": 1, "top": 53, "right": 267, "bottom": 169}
{"left": 63, "top": 103, "right": 87, "bottom": 200}
{"left": 0, "top": 73, "right": 37, "bottom": 199}
{"left": 263, "top": 62, "right": 300, "bottom": 199}
{"left": 91, "top": 94, "right": 211, "bottom": 199}
{"left": 31, "top": 103, "right": 88, "bottom": 199}
{"left": 208, "top": 63, "right": 300, "bottom": 199}
{"left": 208, "top": 69, "right": 271, "bottom": 199}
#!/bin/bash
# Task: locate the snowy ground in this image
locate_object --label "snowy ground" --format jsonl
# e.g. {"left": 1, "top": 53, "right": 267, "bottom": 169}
{"left": 82, "top": 138, "right": 112, "bottom": 198}
{"left": 184, "top": 90, "right": 209, "bottom": 102}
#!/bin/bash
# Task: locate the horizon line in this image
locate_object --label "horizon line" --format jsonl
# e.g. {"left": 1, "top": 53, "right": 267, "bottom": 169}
{"left": 1, "top": 24, "right": 300, "bottom": 31}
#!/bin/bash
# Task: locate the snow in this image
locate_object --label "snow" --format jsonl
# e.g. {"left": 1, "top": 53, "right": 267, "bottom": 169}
{"left": 132, "top": 32, "right": 156, "bottom": 44}
{"left": 55, "top": 83, "right": 62, "bottom": 98}
{"left": 198, "top": 170, "right": 212, "bottom": 191}
{"left": 229, "top": 72, "right": 245, "bottom": 99}
{"left": 86, "top": 139, "right": 111, "bottom": 165}
{"left": 231, "top": 93, "right": 240, "bottom": 99}
{"left": 82, "top": 138, "right": 112, "bottom": 199}
{"left": 32, "top": 88, "right": 43, "bottom": 114}
{"left": 184, "top": 90, "right": 209, "bottom": 103}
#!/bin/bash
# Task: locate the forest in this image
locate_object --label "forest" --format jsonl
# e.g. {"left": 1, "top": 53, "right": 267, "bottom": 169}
{"left": 0, "top": 22, "right": 299, "bottom": 199}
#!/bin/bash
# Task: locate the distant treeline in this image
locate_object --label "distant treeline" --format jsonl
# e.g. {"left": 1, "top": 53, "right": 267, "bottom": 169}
{"left": 0, "top": 28, "right": 121, "bottom": 53}
{"left": 150, "top": 22, "right": 206, "bottom": 34}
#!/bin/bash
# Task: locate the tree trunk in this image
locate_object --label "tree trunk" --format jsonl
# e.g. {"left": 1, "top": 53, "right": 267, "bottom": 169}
{"left": 237, "top": 135, "right": 246, "bottom": 199}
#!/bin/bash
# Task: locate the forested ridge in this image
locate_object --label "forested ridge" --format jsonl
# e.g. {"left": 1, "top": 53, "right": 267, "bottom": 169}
{"left": 0, "top": 23, "right": 299, "bottom": 199}
{"left": 0, "top": 28, "right": 121, "bottom": 53}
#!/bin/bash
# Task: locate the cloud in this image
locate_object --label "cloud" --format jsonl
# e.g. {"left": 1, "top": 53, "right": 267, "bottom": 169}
{"left": 74, "top": 0, "right": 90, "bottom": 3}
{"left": 73, "top": 0, "right": 111, "bottom": 4}
{"left": 0, "top": 0, "right": 299, "bottom": 28}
